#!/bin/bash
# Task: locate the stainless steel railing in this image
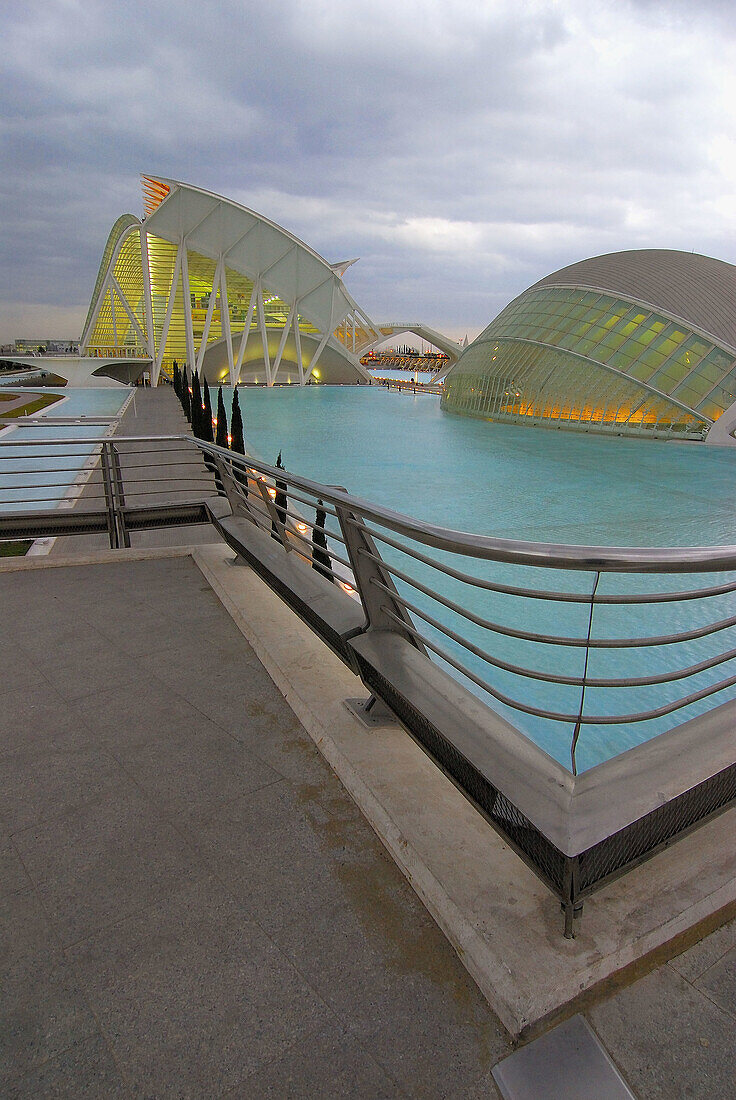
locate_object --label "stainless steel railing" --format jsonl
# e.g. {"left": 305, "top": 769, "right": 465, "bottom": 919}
{"left": 195, "top": 437, "right": 736, "bottom": 775}
{"left": 4, "top": 430, "right": 736, "bottom": 775}
{"left": 0, "top": 432, "right": 220, "bottom": 548}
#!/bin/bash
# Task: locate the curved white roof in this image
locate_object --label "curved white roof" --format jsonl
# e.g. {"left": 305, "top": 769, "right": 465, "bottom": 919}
{"left": 529, "top": 249, "right": 736, "bottom": 351}
{"left": 143, "top": 176, "right": 360, "bottom": 339}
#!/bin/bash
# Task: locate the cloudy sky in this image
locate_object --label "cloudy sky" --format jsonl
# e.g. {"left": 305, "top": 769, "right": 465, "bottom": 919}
{"left": 1, "top": 0, "right": 735, "bottom": 346}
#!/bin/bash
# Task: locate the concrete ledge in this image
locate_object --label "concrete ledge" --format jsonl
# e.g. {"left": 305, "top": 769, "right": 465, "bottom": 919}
{"left": 193, "top": 543, "right": 736, "bottom": 1038}
{"left": 0, "top": 545, "right": 196, "bottom": 573}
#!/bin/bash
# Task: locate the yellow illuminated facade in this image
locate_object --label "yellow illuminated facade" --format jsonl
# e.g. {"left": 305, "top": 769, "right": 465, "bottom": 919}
{"left": 81, "top": 176, "right": 378, "bottom": 386}
{"left": 442, "top": 261, "right": 736, "bottom": 440}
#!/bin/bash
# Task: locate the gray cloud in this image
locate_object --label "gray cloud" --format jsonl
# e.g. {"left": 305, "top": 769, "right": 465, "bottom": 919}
{"left": 1, "top": 0, "right": 735, "bottom": 344}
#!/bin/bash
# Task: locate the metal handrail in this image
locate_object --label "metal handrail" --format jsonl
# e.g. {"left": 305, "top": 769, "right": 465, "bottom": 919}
{"left": 193, "top": 438, "right": 736, "bottom": 770}
{"left": 357, "top": 545, "right": 736, "bottom": 650}
{"left": 6, "top": 432, "right": 736, "bottom": 758}
{"left": 194, "top": 438, "right": 736, "bottom": 574}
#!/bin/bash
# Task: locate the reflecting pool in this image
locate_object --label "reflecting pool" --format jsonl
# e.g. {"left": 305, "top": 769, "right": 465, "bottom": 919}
{"left": 212, "top": 386, "right": 736, "bottom": 771}
{"left": 215, "top": 386, "right": 736, "bottom": 548}
{"left": 0, "top": 387, "right": 132, "bottom": 511}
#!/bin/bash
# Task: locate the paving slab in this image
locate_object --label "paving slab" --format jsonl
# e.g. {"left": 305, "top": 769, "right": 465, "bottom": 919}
{"left": 2, "top": 551, "right": 512, "bottom": 1098}
{"left": 589, "top": 965, "right": 736, "bottom": 1100}
{"left": 492, "top": 1015, "right": 634, "bottom": 1099}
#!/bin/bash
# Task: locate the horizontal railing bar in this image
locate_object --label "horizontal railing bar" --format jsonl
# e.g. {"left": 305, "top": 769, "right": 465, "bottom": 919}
{"left": 281, "top": 513, "right": 348, "bottom": 550}
{"left": 114, "top": 460, "right": 208, "bottom": 470}
{"left": 371, "top": 577, "right": 589, "bottom": 686}
{"left": 353, "top": 518, "right": 736, "bottom": 606}
{"left": 115, "top": 475, "right": 215, "bottom": 485}
{"left": 379, "top": 605, "right": 581, "bottom": 722}
{"left": 360, "top": 546, "right": 736, "bottom": 650}
{"left": 279, "top": 484, "right": 341, "bottom": 515}
{"left": 279, "top": 488, "right": 349, "bottom": 542}
{"left": 354, "top": 521, "right": 595, "bottom": 603}
{"left": 0, "top": 465, "right": 105, "bottom": 476}
{"left": 380, "top": 604, "right": 736, "bottom": 725}
{"left": 114, "top": 488, "right": 216, "bottom": 499}
{"left": 361, "top": 548, "right": 591, "bottom": 647}
{"left": 0, "top": 478, "right": 104, "bottom": 491}
{"left": 0, "top": 450, "right": 105, "bottom": 460}
{"left": 371, "top": 576, "right": 736, "bottom": 689}
{"left": 0, "top": 493, "right": 109, "bottom": 504}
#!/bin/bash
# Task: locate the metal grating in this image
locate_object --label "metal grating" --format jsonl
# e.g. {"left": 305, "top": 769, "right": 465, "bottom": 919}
{"left": 355, "top": 656, "right": 568, "bottom": 894}
{"left": 577, "top": 761, "right": 736, "bottom": 894}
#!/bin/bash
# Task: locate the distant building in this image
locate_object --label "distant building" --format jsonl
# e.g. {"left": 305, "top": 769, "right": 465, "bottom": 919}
{"left": 442, "top": 250, "right": 736, "bottom": 442}
{"left": 13, "top": 338, "right": 79, "bottom": 355}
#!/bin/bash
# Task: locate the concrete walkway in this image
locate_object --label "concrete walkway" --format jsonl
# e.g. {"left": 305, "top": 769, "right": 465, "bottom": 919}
{"left": 49, "top": 385, "right": 221, "bottom": 555}
{"left": 1, "top": 554, "right": 510, "bottom": 1097}
{"left": 2, "top": 549, "right": 735, "bottom": 1098}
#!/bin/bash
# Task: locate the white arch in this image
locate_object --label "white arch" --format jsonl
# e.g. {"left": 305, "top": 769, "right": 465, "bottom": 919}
{"left": 359, "top": 321, "right": 462, "bottom": 379}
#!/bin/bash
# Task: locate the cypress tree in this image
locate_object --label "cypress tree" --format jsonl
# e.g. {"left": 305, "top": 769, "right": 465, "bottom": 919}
{"left": 230, "top": 389, "right": 245, "bottom": 453}
{"left": 182, "top": 366, "right": 191, "bottom": 422}
{"left": 201, "top": 382, "right": 214, "bottom": 444}
{"left": 230, "top": 388, "right": 247, "bottom": 497}
{"left": 272, "top": 451, "right": 288, "bottom": 541}
{"left": 191, "top": 371, "right": 203, "bottom": 438}
{"left": 312, "top": 500, "right": 333, "bottom": 582}
{"left": 215, "top": 387, "right": 229, "bottom": 449}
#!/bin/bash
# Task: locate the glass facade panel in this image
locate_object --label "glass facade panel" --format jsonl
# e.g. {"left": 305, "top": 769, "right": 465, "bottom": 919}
{"left": 443, "top": 284, "right": 736, "bottom": 439}
{"left": 441, "top": 338, "right": 708, "bottom": 438}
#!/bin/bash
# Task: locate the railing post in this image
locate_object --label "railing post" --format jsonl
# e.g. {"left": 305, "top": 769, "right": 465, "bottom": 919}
{"left": 257, "top": 478, "right": 290, "bottom": 550}
{"left": 108, "top": 442, "right": 130, "bottom": 548}
{"left": 570, "top": 571, "right": 600, "bottom": 776}
{"left": 562, "top": 857, "right": 582, "bottom": 938}
{"left": 99, "top": 442, "right": 118, "bottom": 549}
{"left": 335, "top": 504, "right": 425, "bottom": 652}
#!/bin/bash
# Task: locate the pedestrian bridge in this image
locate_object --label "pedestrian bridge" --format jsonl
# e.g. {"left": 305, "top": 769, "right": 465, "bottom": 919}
{"left": 360, "top": 322, "right": 462, "bottom": 378}
{"left": 0, "top": 354, "right": 149, "bottom": 387}
{"left": 2, "top": 418, "right": 735, "bottom": 941}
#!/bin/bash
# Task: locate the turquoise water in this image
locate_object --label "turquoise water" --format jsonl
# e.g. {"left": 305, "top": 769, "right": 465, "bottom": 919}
{"left": 217, "top": 386, "right": 736, "bottom": 547}
{"left": 0, "top": 387, "right": 131, "bottom": 511}
{"left": 212, "top": 386, "right": 736, "bottom": 771}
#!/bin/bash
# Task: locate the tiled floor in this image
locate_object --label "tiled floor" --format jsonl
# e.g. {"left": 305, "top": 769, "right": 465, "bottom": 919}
{"left": 2, "top": 556, "right": 735, "bottom": 1098}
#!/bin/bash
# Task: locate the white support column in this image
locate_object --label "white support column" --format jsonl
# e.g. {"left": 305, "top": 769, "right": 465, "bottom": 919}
{"left": 110, "top": 275, "right": 147, "bottom": 345}
{"left": 272, "top": 303, "right": 296, "bottom": 380}
{"left": 232, "top": 281, "right": 259, "bottom": 389}
{"left": 110, "top": 287, "right": 118, "bottom": 347}
{"left": 139, "top": 229, "right": 156, "bottom": 359}
{"left": 152, "top": 247, "right": 182, "bottom": 386}
{"left": 219, "top": 261, "right": 235, "bottom": 384}
{"left": 257, "top": 284, "right": 272, "bottom": 386}
{"left": 180, "top": 245, "right": 196, "bottom": 373}
{"left": 195, "top": 255, "right": 223, "bottom": 378}
{"left": 352, "top": 313, "right": 356, "bottom": 352}
{"left": 293, "top": 307, "right": 305, "bottom": 385}
{"left": 303, "top": 329, "right": 331, "bottom": 384}
{"left": 80, "top": 269, "right": 113, "bottom": 354}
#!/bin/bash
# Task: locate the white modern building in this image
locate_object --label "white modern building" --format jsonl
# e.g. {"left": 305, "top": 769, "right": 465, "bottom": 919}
{"left": 71, "top": 176, "right": 460, "bottom": 388}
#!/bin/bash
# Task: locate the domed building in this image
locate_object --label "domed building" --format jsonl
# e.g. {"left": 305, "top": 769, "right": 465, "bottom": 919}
{"left": 441, "top": 249, "right": 736, "bottom": 441}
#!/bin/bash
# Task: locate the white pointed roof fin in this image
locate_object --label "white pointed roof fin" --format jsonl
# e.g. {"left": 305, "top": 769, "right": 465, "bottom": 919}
{"left": 462, "top": 334, "right": 469, "bottom": 347}
{"left": 330, "top": 258, "right": 359, "bottom": 277}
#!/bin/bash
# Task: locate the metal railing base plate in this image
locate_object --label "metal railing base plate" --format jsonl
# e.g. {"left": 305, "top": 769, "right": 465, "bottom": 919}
{"left": 344, "top": 696, "right": 399, "bottom": 729}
